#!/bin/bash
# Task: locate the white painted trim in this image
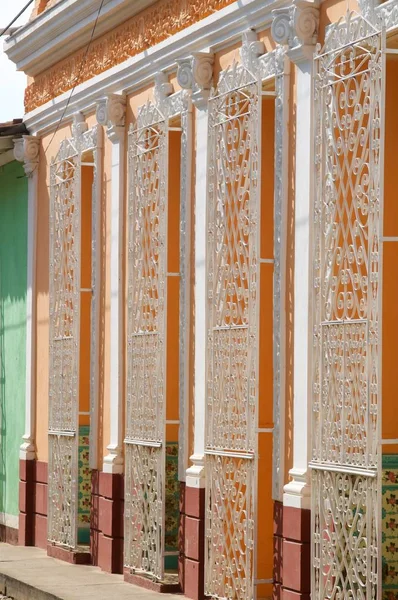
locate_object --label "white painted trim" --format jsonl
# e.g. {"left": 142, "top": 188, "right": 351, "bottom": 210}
{"left": 0, "top": 150, "right": 16, "bottom": 167}
{"left": 3, "top": 0, "right": 158, "bottom": 76}
{"left": 283, "top": 58, "right": 313, "bottom": 511}
{"left": 24, "top": 0, "right": 290, "bottom": 136}
{"left": 185, "top": 94, "right": 210, "bottom": 490}
{"left": 103, "top": 133, "right": 125, "bottom": 474}
{"left": 20, "top": 168, "right": 38, "bottom": 460}
{"left": 0, "top": 513, "right": 19, "bottom": 530}
{"left": 88, "top": 126, "right": 104, "bottom": 470}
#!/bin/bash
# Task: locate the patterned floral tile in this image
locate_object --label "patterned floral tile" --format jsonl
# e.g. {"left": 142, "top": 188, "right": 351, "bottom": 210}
{"left": 382, "top": 455, "right": 398, "bottom": 599}
{"left": 78, "top": 425, "right": 91, "bottom": 545}
{"left": 165, "top": 442, "right": 179, "bottom": 570}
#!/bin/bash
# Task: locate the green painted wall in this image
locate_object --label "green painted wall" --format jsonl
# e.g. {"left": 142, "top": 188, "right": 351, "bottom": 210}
{"left": 0, "top": 160, "right": 27, "bottom": 520}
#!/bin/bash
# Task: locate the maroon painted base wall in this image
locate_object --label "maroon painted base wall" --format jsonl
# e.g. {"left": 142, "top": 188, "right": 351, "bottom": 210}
{"left": 273, "top": 502, "right": 311, "bottom": 600}
{"left": 180, "top": 484, "right": 205, "bottom": 600}
{"left": 19, "top": 459, "right": 48, "bottom": 549}
{"left": 91, "top": 470, "right": 124, "bottom": 574}
{"left": 19, "top": 461, "right": 125, "bottom": 573}
{"left": 19, "top": 460, "right": 308, "bottom": 600}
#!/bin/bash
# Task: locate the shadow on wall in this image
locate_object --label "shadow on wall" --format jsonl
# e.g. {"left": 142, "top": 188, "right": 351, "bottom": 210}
{"left": 0, "top": 160, "right": 28, "bottom": 522}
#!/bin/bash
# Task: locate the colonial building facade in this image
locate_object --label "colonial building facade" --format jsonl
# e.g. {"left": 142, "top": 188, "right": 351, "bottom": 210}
{"left": 0, "top": 120, "right": 29, "bottom": 545}
{"left": 3, "top": 0, "right": 398, "bottom": 598}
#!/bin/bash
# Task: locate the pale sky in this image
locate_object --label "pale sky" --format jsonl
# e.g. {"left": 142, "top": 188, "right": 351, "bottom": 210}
{"left": 0, "top": 0, "right": 32, "bottom": 122}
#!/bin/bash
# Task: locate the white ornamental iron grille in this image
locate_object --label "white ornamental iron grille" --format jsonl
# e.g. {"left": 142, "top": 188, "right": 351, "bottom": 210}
{"left": 205, "top": 59, "right": 261, "bottom": 600}
{"left": 311, "top": 12, "right": 385, "bottom": 600}
{"left": 48, "top": 117, "right": 102, "bottom": 549}
{"left": 125, "top": 88, "right": 191, "bottom": 581}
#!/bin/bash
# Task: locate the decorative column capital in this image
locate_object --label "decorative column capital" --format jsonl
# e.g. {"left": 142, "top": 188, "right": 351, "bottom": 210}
{"left": 272, "top": 0, "right": 320, "bottom": 63}
{"left": 13, "top": 135, "right": 40, "bottom": 177}
{"left": 241, "top": 28, "right": 265, "bottom": 72}
{"left": 96, "top": 94, "right": 126, "bottom": 143}
{"left": 72, "top": 111, "right": 88, "bottom": 138}
{"left": 154, "top": 71, "right": 174, "bottom": 107}
{"left": 177, "top": 52, "right": 214, "bottom": 108}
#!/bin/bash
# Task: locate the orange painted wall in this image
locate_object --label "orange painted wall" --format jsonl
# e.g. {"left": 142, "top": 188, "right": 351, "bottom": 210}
{"left": 257, "top": 93, "right": 276, "bottom": 599}
{"left": 318, "top": 0, "right": 359, "bottom": 45}
{"left": 166, "top": 131, "right": 182, "bottom": 445}
{"left": 79, "top": 165, "right": 94, "bottom": 426}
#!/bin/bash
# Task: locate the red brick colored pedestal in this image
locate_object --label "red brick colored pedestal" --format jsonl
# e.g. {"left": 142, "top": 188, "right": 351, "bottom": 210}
{"left": 91, "top": 471, "right": 124, "bottom": 574}
{"left": 19, "top": 459, "right": 48, "bottom": 548}
{"left": 18, "top": 459, "right": 35, "bottom": 546}
{"left": 181, "top": 484, "right": 205, "bottom": 600}
{"left": 280, "top": 506, "right": 311, "bottom": 600}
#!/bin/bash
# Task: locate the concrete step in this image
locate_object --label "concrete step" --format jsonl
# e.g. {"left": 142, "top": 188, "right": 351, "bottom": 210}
{"left": 0, "top": 545, "right": 181, "bottom": 600}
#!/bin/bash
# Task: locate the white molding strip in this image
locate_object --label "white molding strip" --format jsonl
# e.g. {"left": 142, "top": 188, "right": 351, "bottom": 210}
{"left": 21, "top": 167, "right": 39, "bottom": 460}
{"left": 4, "top": 0, "right": 157, "bottom": 76}
{"left": 24, "top": 0, "right": 290, "bottom": 136}
{"left": 97, "top": 95, "right": 126, "bottom": 474}
{"left": 185, "top": 93, "right": 209, "bottom": 490}
{"left": 0, "top": 513, "right": 19, "bottom": 530}
{"left": 13, "top": 136, "right": 40, "bottom": 461}
{"left": 283, "top": 56, "right": 313, "bottom": 511}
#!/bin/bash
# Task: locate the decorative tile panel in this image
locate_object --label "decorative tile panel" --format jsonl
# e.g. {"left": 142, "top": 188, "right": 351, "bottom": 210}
{"left": 382, "top": 455, "right": 398, "bottom": 599}
{"left": 78, "top": 425, "right": 91, "bottom": 544}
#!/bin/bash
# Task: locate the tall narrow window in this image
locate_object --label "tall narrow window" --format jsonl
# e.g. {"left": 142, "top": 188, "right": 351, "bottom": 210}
{"left": 311, "top": 15, "right": 384, "bottom": 600}
{"left": 205, "top": 61, "right": 261, "bottom": 600}
{"left": 125, "top": 99, "right": 188, "bottom": 584}
{"left": 48, "top": 119, "right": 101, "bottom": 552}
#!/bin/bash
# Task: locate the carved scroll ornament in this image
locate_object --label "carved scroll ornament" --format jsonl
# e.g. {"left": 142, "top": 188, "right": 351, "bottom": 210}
{"left": 25, "top": 0, "right": 235, "bottom": 113}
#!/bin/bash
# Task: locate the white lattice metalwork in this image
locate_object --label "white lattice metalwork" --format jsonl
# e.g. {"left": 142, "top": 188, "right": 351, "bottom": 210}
{"left": 48, "top": 115, "right": 102, "bottom": 549}
{"left": 311, "top": 13, "right": 385, "bottom": 600}
{"left": 204, "top": 39, "right": 289, "bottom": 599}
{"left": 125, "top": 84, "right": 191, "bottom": 580}
{"left": 205, "top": 56, "right": 260, "bottom": 600}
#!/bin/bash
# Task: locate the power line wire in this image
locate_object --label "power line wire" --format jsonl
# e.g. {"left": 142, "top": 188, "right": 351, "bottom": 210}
{"left": 0, "top": 0, "right": 35, "bottom": 37}
{"left": 41, "top": 0, "right": 105, "bottom": 159}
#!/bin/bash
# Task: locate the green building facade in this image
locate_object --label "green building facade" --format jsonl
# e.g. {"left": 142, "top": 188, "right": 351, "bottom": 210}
{"left": 0, "top": 159, "right": 27, "bottom": 535}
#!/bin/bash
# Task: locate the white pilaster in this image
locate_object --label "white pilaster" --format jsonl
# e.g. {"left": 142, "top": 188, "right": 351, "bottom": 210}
{"left": 13, "top": 135, "right": 40, "bottom": 461}
{"left": 177, "top": 53, "right": 214, "bottom": 489}
{"left": 284, "top": 57, "right": 313, "bottom": 509}
{"left": 272, "top": 0, "right": 319, "bottom": 510}
{"left": 96, "top": 94, "right": 126, "bottom": 474}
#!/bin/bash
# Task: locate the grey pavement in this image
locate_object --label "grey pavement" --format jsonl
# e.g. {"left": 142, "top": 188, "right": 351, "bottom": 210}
{"left": 0, "top": 544, "right": 181, "bottom": 600}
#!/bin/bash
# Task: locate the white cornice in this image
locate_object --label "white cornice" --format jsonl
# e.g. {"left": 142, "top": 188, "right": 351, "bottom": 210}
{"left": 3, "top": 0, "right": 157, "bottom": 76}
{"left": 24, "top": 0, "right": 290, "bottom": 136}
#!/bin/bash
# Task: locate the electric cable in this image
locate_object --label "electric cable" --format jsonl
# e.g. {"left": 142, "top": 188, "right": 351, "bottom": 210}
{"left": 0, "top": 0, "right": 35, "bottom": 37}
{"left": 42, "top": 0, "right": 106, "bottom": 158}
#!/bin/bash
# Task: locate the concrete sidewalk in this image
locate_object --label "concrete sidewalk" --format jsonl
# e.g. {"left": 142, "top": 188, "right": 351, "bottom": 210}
{"left": 0, "top": 545, "right": 181, "bottom": 600}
